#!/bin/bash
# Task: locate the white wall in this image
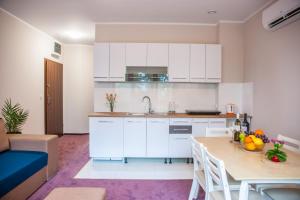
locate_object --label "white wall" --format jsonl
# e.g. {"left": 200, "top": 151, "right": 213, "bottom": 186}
{"left": 0, "top": 8, "right": 62, "bottom": 134}
{"left": 63, "top": 44, "right": 93, "bottom": 133}
{"left": 94, "top": 83, "right": 218, "bottom": 113}
{"left": 244, "top": 12, "right": 300, "bottom": 139}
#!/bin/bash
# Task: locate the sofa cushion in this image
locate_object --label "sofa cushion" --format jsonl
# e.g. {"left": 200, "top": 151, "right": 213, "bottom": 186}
{"left": 0, "top": 150, "right": 48, "bottom": 197}
{"left": 0, "top": 118, "right": 9, "bottom": 152}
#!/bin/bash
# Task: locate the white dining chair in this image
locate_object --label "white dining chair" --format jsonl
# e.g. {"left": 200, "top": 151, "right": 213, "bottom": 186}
{"left": 189, "top": 137, "right": 242, "bottom": 200}
{"left": 205, "top": 128, "right": 233, "bottom": 137}
{"left": 189, "top": 137, "right": 206, "bottom": 200}
{"left": 277, "top": 134, "right": 300, "bottom": 153}
{"left": 256, "top": 135, "right": 300, "bottom": 196}
{"left": 203, "top": 148, "right": 263, "bottom": 200}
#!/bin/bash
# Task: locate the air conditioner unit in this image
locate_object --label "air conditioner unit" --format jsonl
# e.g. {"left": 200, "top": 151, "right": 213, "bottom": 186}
{"left": 262, "top": 0, "right": 300, "bottom": 31}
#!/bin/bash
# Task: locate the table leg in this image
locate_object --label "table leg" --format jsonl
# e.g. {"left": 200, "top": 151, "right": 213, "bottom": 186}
{"left": 239, "top": 181, "right": 249, "bottom": 200}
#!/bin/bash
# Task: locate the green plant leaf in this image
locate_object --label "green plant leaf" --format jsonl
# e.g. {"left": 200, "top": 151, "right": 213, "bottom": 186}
{"left": 1, "top": 98, "right": 29, "bottom": 133}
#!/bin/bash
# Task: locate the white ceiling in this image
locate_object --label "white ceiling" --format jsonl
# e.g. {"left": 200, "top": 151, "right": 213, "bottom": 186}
{"left": 0, "top": 0, "right": 272, "bottom": 44}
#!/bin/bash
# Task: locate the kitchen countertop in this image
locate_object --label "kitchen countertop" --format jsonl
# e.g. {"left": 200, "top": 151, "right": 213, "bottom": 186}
{"left": 88, "top": 112, "right": 235, "bottom": 118}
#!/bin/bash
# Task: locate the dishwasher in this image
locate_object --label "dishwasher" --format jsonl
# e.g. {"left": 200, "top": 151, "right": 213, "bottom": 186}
{"left": 168, "top": 118, "right": 192, "bottom": 164}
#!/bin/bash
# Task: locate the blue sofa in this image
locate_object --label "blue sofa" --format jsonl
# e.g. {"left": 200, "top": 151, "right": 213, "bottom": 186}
{"left": 0, "top": 119, "right": 58, "bottom": 200}
{"left": 0, "top": 150, "right": 48, "bottom": 198}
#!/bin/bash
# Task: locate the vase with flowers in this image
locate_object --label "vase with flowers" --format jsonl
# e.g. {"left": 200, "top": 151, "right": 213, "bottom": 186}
{"left": 266, "top": 139, "right": 287, "bottom": 162}
{"left": 106, "top": 93, "right": 117, "bottom": 112}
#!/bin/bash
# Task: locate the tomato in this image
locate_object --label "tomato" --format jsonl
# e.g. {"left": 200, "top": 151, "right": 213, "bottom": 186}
{"left": 272, "top": 156, "right": 280, "bottom": 162}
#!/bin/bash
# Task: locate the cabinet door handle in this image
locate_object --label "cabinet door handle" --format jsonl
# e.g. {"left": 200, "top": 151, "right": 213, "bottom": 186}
{"left": 98, "top": 120, "right": 114, "bottom": 123}
{"left": 150, "top": 121, "right": 166, "bottom": 123}
{"left": 174, "top": 138, "right": 188, "bottom": 140}
{"left": 172, "top": 121, "right": 189, "bottom": 123}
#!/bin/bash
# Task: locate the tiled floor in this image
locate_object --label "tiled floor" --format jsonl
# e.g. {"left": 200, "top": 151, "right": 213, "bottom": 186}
{"left": 76, "top": 158, "right": 193, "bottom": 180}
{"left": 29, "top": 135, "right": 204, "bottom": 200}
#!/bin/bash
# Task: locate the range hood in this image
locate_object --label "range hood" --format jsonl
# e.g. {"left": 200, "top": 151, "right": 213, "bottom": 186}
{"left": 125, "top": 66, "right": 168, "bottom": 82}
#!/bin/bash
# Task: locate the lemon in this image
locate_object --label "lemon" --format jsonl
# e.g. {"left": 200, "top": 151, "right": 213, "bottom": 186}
{"left": 245, "top": 142, "right": 256, "bottom": 151}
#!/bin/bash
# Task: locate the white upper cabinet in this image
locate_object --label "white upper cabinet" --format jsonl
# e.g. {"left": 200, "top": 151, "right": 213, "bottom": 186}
{"left": 206, "top": 44, "right": 222, "bottom": 82}
{"left": 109, "top": 43, "right": 126, "bottom": 81}
{"left": 94, "top": 42, "right": 222, "bottom": 83}
{"left": 126, "top": 43, "right": 147, "bottom": 66}
{"left": 168, "top": 44, "right": 190, "bottom": 82}
{"left": 190, "top": 44, "right": 206, "bottom": 82}
{"left": 94, "top": 43, "right": 109, "bottom": 81}
{"left": 147, "top": 43, "right": 169, "bottom": 67}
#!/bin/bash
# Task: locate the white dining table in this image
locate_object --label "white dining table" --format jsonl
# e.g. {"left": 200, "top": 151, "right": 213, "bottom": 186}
{"left": 195, "top": 137, "right": 300, "bottom": 200}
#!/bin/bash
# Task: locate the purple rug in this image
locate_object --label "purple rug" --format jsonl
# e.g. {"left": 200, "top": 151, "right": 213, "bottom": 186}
{"left": 29, "top": 135, "right": 204, "bottom": 200}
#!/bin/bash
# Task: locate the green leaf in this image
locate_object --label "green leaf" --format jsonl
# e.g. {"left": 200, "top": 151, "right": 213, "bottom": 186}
{"left": 1, "top": 98, "right": 29, "bottom": 133}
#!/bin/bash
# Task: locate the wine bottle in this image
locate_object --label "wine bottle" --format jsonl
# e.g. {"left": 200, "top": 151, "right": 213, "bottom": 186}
{"left": 241, "top": 113, "right": 250, "bottom": 133}
{"left": 233, "top": 113, "right": 241, "bottom": 141}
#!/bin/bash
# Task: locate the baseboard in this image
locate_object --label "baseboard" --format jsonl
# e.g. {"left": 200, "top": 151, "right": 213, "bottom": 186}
{"left": 63, "top": 133, "right": 89, "bottom": 135}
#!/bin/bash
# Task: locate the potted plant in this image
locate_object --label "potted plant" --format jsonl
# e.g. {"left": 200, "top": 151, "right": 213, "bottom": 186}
{"left": 1, "top": 98, "right": 29, "bottom": 134}
{"left": 266, "top": 139, "right": 287, "bottom": 162}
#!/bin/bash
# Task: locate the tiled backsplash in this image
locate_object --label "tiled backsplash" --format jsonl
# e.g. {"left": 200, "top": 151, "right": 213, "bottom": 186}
{"left": 94, "top": 82, "right": 218, "bottom": 113}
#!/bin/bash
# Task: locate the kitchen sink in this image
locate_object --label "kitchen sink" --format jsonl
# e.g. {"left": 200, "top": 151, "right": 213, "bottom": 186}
{"left": 125, "top": 112, "right": 169, "bottom": 116}
{"left": 126, "top": 113, "right": 146, "bottom": 116}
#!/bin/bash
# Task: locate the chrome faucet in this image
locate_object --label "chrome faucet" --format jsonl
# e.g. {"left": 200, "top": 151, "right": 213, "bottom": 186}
{"left": 142, "top": 96, "right": 154, "bottom": 114}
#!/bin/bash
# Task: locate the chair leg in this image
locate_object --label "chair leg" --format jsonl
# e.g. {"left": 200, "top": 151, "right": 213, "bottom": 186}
{"left": 189, "top": 178, "right": 199, "bottom": 200}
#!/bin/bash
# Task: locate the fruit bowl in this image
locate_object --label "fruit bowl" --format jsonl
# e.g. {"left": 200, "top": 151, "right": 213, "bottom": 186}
{"left": 241, "top": 135, "right": 266, "bottom": 152}
{"left": 242, "top": 141, "right": 265, "bottom": 152}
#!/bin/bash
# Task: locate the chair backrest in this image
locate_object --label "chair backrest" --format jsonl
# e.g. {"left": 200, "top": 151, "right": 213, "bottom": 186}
{"left": 203, "top": 148, "right": 232, "bottom": 200}
{"left": 205, "top": 128, "right": 233, "bottom": 137}
{"left": 191, "top": 137, "right": 205, "bottom": 171}
{"left": 277, "top": 134, "right": 300, "bottom": 153}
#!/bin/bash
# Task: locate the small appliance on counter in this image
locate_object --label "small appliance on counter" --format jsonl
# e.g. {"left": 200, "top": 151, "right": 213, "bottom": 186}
{"left": 185, "top": 110, "right": 221, "bottom": 115}
{"left": 226, "top": 103, "right": 236, "bottom": 117}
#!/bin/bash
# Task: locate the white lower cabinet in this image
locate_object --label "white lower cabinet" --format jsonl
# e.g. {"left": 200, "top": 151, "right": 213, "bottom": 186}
{"left": 89, "top": 117, "right": 123, "bottom": 159}
{"left": 146, "top": 118, "right": 169, "bottom": 157}
{"left": 192, "top": 118, "right": 209, "bottom": 137}
{"left": 169, "top": 134, "right": 192, "bottom": 158}
{"left": 209, "top": 118, "right": 226, "bottom": 128}
{"left": 89, "top": 117, "right": 228, "bottom": 160}
{"left": 124, "top": 118, "right": 147, "bottom": 157}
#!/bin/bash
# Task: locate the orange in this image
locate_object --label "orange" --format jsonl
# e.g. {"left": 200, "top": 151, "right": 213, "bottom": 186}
{"left": 244, "top": 136, "right": 253, "bottom": 144}
{"left": 245, "top": 142, "right": 256, "bottom": 151}
{"left": 255, "top": 129, "right": 264, "bottom": 135}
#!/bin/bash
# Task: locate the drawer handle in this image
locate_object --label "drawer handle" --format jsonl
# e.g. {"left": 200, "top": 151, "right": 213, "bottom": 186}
{"left": 173, "top": 128, "right": 189, "bottom": 131}
{"left": 150, "top": 121, "right": 166, "bottom": 123}
{"left": 110, "top": 77, "right": 123, "bottom": 79}
{"left": 193, "top": 122, "right": 208, "bottom": 124}
{"left": 172, "top": 78, "right": 187, "bottom": 80}
{"left": 172, "top": 121, "right": 189, "bottom": 123}
{"left": 210, "top": 121, "right": 225, "bottom": 124}
{"left": 94, "top": 76, "right": 108, "bottom": 78}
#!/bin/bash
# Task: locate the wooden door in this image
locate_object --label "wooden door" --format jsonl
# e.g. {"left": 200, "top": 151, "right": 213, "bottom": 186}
{"left": 45, "top": 59, "right": 63, "bottom": 135}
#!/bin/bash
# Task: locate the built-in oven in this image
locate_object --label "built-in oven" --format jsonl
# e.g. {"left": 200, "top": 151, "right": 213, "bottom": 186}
{"left": 168, "top": 118, "right": 192, "bottom": 163}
